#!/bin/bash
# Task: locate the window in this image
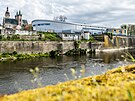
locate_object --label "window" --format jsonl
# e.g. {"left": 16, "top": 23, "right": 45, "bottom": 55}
{"left": 64, "top": 34, "right": 68, "bottom": 37}
{"left": 44, "top": 23, "right": 50, "bottom": 25}
{"left": 114, "top": 29, "right": 116, "bottom": 33}
{"left": 41, "top": 24, "right": 44, "bottom": 26}
{"left": 124, "top": 30, "right": 126, "bottom": 34}
{"left": 119, "top": 30, "right": 122, "bottom": 33}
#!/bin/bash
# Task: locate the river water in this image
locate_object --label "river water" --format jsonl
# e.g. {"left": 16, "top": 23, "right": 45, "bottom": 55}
{"left": 0, "top": 50, "right": 134, "bottom": 94}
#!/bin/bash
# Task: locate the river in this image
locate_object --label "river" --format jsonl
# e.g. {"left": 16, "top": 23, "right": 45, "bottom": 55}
{"left": 0, "top": 50, "right": 134, "bottom": 95}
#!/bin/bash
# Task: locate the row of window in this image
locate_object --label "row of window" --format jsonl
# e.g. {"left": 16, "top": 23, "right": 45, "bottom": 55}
{"left": 113, "top": 30, "right": 126, "bottom": 34}
{"left": 64, "top": 34, "right": 78, "bottom": 37}
{"left": 33, "top": 23, "right": 51, "bottom": 26}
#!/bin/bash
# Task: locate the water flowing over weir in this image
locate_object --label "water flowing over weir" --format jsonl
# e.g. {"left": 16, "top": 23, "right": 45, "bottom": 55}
{"left": 104, "top": 35, "right": 135, "bottom": 48}
{"left": 0, "top": 50, "right": 134, "bottom": 95}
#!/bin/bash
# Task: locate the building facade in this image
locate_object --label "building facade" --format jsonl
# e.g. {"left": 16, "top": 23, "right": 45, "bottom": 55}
{"left": 32, "top": 20, "right": 107, "bottom": 34}
{"left": 32, "top": 20, "right": 84, "bottom": 33}
{"left": 106, "top": 28, "right": 127, "bottom": 36}
{"left": 32, "top": 19, "right": 107, "bottom": 40}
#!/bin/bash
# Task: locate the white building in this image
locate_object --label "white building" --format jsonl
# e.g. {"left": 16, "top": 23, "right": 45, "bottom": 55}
{"left": 15, "top": 30, "right": 37, "bottom": 35}
{"left": 32, "top": 19, "right": 107, "bottom": 33}
{"left": 32, "top": 20, "right": 85, "bottom": 33}
{"left": 58, "top": 29, "right": 82, "bottom": 41}
{"left": 32, "top": 19, "right": 107, "bottom": 40}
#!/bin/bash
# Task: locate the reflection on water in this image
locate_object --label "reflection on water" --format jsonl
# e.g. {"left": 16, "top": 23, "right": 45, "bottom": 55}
{"left": 0, "top": 50, "right": 134, "bottom": 94}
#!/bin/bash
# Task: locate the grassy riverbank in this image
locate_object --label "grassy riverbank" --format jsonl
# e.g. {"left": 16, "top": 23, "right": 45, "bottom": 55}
{"left": 0, "top": 52, "right": 49, "bottom": 62}
{"left": 1, "top": 64, "right": 135, "bottom": 101}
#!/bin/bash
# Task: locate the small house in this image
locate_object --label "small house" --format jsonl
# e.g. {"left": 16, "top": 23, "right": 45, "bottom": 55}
{"left": 58, "top": 30, "right": 82, "bottom": 41}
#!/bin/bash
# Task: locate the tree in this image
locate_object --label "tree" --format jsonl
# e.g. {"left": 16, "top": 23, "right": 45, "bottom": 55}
{"left": 53, "top": 15, "right": 67, "bottom": 22}
{"left": 24, "top": 24, "right": 33, "bottom": 31}
{"left": 121, "top": 24, "right": 127, "bottom": 29}
{"left": 59, "top": 15, "right": 67, "bottom": 22}
{"left": 127, "top": 25, "right": 135, "bottom": 36}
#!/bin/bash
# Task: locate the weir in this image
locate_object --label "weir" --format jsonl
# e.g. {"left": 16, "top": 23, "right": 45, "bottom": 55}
{"left": 104, "top": 35, "right": 135, "bottom": 48}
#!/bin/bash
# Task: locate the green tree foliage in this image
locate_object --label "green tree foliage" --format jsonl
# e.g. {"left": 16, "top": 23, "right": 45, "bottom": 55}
{"left": 11, "top": 35, "right": 20, "bottom": 40}
{"left": 121, "top": 24, "right": 127, "bottom": 29}
{"left": 0, "top": 35, "right": 3, "bottom": 40}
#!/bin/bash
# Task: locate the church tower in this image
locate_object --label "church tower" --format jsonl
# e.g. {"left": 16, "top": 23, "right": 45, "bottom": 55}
{"left": 5, "top": 7, "right": 10, "bottom": 18}
{"left": 15, "top": 12, "right": 18, "bottom": 19}
{"left": 15, "top": 10, "right": 22, "bottom": 26}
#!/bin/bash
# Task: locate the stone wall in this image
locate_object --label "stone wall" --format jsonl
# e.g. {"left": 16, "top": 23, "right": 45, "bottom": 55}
{"left": 0, "top": 41, "right": 102, "bottom": 54}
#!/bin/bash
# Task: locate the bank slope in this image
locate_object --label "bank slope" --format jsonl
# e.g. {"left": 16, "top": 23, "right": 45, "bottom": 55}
{"left": 1, "top": 64, "right": 135, "bottom": 101}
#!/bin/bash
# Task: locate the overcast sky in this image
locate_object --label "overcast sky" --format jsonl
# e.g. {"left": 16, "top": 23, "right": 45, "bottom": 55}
{"left": 0, "top": 0, "right": 135, "bottom": 27}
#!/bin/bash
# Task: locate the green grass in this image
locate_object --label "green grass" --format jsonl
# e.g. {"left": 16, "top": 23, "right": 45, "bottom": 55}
{"left": 0, "top": 52, "right": 49, "bottom": 62}
{"left": 38, "top": 32, "right": 62, "bottom": 41}
{"left": 0, "top": 32, "right": 62, "bottom": 41}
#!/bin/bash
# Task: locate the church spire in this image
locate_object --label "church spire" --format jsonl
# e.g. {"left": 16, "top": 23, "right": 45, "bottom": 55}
{"left": 15, "top": 11, "right": 18, "bottom": 19}
{"left": 16, "top": 11, "right": 18, "bottom": 16}
{"left": 5, "top": 7, "right": 10, "bottom": 18}
{"left": 7, "top": 7, "right": 9, "bottom": 12}
{"left": 19, "top": 10, "right": 22, "bottom": 16}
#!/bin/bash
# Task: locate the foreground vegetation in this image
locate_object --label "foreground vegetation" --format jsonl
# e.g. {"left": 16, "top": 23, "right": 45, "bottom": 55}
{"left": 0, "top": 64, "right": 135, "bottom": 101}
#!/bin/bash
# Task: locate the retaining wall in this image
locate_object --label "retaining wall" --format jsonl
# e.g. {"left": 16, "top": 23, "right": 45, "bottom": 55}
{"left": 0, "top": 41, "right": 103, "bottom": 54}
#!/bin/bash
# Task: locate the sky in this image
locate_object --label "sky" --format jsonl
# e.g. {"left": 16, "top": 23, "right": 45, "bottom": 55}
{"left": 0, "top": 0, "right": 135, "bottom": 27}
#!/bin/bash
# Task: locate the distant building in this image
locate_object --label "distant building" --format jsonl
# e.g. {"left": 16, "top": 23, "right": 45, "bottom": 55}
{"left": 82, "top": 27, "right": 106, "bottom": 35}
{"left": 2, "top": 7, "right": 28, "bottom": 34}
{"left": 58, "top": 30, "right": 82, "bottom": 41}
{"left": 120, "top": 24, "right": 135, "bottom": 36}
{"left": 106, "top": 28, "right": 127, "bottom": 36}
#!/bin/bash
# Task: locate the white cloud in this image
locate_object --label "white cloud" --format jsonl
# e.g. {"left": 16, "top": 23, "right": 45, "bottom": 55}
{"left": 0, "top": 0, "right": 135, "bottom": 27}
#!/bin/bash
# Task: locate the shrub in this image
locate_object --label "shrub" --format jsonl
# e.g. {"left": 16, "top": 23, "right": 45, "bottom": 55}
{"left": 7, "top": 36, "right": 11, "bottom": 40}
{"left": 49, "top": 50, "right": 60, "bottom": 57}
{"left": 65, "top": 48, "right": 87, "bottom": 56}
{"left": 0, "top": 35, "right": 3, "bottom": 40}
{"left": 11, "top": 35, "right": 20, "bottom": 40}
{"left": 74, "top": 41, "right": 81, "bottom": 49}
{"left": 89, "top": 35, "right": 95, "bottom": 41}
{"left": 12, "top": 51, "right": 17, "bottom": 55}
